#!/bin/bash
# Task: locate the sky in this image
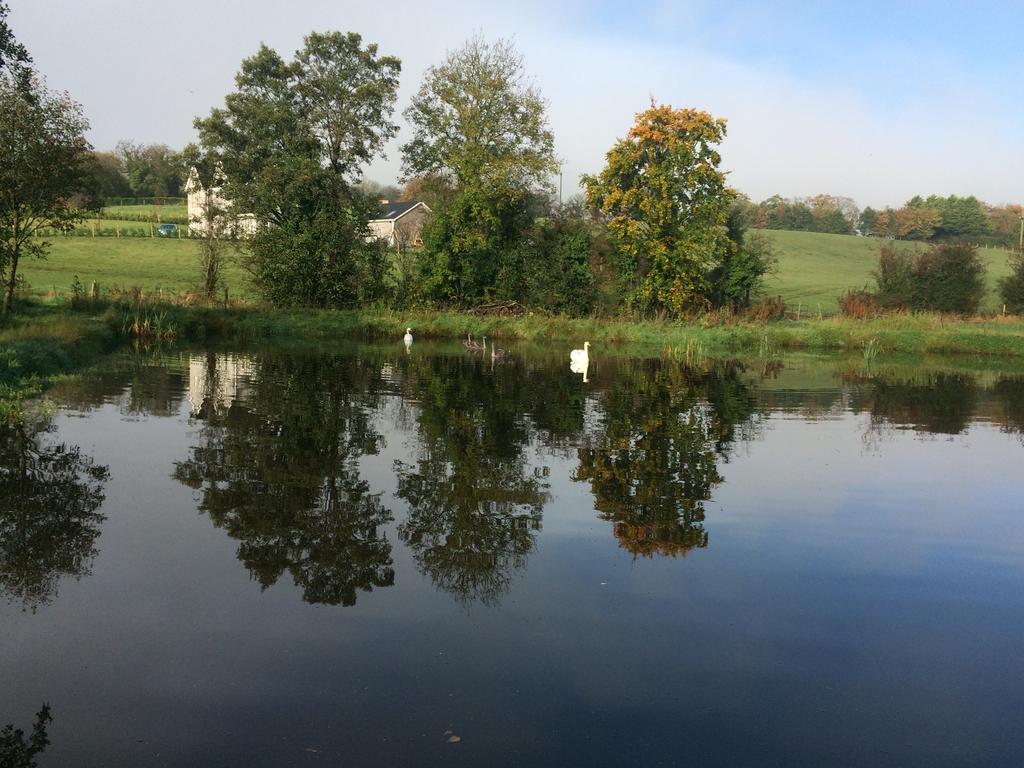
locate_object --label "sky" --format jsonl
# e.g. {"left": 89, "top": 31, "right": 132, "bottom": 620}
{"left": 8, "top": 0, "right": 1024, "bottom": 208}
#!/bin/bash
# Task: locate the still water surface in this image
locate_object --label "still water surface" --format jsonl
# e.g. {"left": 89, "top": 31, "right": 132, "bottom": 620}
{"left": 2, "top": 343, "right": 1023, "bottom": 766}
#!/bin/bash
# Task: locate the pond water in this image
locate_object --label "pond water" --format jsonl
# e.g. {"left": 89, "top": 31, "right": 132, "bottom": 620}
{"left": 2, "top": 342, "right": 1024, "bottom": 767}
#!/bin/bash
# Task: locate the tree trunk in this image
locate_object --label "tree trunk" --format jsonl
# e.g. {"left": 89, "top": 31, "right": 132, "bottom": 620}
{"left": 3, "top": 246, "right": 19, "bottom": 316}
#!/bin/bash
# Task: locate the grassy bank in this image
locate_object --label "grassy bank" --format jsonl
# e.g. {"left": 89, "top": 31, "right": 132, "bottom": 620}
{"left": 223, "top": 306, "right": 1024, "bottom": 358}
{"left": 0, "top": 307, "right": 121, "bottom": 415}
{"left": 3, "top": 301, "right": 1024, "bottom": 414}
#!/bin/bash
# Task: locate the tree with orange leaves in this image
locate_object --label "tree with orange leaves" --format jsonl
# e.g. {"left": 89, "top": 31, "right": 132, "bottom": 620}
{"left": 583, "top": 102, "right": 734, "bottom": 316}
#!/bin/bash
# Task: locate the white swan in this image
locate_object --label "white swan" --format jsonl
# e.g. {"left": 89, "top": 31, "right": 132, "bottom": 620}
{"left": 403, "top": 327, "right": 413, "bottom": 346}
{"left": 570, "top": 341, "right": 590, "bottom": 365}
{"left": 570, "top": 357, "right": 589, "bottom": 382}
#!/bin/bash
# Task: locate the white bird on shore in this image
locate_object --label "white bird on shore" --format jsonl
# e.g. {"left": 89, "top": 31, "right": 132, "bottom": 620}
{"left": 403, "top": 327, "right": 413, "bottom": 346}
{"left": 570, "top": 341, "right": 590, "bottom": 365}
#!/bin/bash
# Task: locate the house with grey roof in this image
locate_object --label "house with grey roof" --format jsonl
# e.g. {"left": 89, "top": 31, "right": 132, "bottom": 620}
{"left": 368, "top": 200, "right": 432, "bottom": 247}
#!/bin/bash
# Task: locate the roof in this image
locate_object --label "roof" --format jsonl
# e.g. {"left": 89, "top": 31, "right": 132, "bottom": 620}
{"left": 371, "top": 200, "right": 430, "bottom": 222}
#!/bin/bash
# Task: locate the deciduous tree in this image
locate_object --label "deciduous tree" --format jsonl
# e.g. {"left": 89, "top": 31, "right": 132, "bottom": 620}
{"left": 0, "top": 72, "right": 92, "bottom": 315}
{"left": 401, "top": 36, "right": 556, "bottom": 305}
{"left": 583, "top": 102, "right": 734, "bottom": 315}
{"left": 194, "top": 32, "right": 400, "bottom": 307}
{"left": 0, "top": 1, "right": 29, "bottom": 89}
{"left": 113, "top": 141, "right": 184, "bottom": 199}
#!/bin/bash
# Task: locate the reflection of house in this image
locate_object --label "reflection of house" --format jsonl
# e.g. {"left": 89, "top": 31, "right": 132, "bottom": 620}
{"left": 184, "top": 169, "right": 258, "bottom": 236}
{"left": 187, "top": 354, "right": 255, "bottom": 417}
{"left": 368, "top": 200, "right": 431, "bottom": 247}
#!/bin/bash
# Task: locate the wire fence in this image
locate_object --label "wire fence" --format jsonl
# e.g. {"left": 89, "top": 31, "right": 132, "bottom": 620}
{"left": 35, "top": 223, "right": 193, "bottom": 239}
{"left": 102, "top": 196, "right": 186, "bottom": 207}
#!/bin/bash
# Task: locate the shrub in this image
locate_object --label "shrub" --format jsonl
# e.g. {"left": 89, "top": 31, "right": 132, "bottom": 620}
{"left": 999, "top": 253, "right": 1024, "bottom": 314}
{"left": 711, "top": 231, "right": 777, "bottom": 311}
{"left": 874, "top": 242, "right": 985, "bottom": 314}
{"left": 747, "top": 295, "right": 786, "bottom": 321}
{"left": 838, "top": 288, "right": 880, "bottom": 318}
{"left": 874, "top": 244, "right": 917, "bottom": 309}
{"left": 519, "top": 201, "right": 600, "bottom": 316}
{"left": 914, "top": 243, "right": 985, "bottom": 313}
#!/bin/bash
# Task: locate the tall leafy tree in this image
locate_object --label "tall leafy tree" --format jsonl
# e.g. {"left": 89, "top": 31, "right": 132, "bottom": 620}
{"left": 86, "top": 151, "right": 132, "bottom": 199}
{"left": 194, "top": 32, "right": 400, "bottom": 307}
{"left": 113, "top": 141, "right": 184, "bottom": 198}
{"left": 0, "top": 72, "right": 92, "bottom": 315}
{"left": 858, "top": 206, "right": 878, "bottom": 235}
{"left": 401, "top": 36, "right": 556, "bottom": 305}
{"left": 924, "top": 194, "right": 992, "bottom": 238}
{"left": 583, "top": 103, "right": 734, "bottom": 315}
{"left": 0, "top": 1, "right": 30, "bottom": 88}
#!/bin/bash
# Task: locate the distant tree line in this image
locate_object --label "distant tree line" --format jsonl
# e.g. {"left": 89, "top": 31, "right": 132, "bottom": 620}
{"left": 742, "top": 191, "right": 1021, "bottom": 248}
{"left": 858, "top": 196, "right": 1020, "bottom": 246}
{"left": 739, "top": 194, "right": 859, "bottom": 235}
{"left": 87, "top": 141, "right": 185, "bottom": 200}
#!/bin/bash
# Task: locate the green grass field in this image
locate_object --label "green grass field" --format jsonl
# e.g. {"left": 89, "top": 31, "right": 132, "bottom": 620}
{"left": 100, "top": 203, "right": 188, "bottom": 222}
{"left": 19, "top": 238, "right": 253, "bottom": 299}
{"left": 66, "top": 218, "right": 188, "bottom": 236}
{"left": 759, "top": 230, "right": 1014, "bottom": 314}
{"left": 14, "top": 229, "right": 1020, "bottom": 315}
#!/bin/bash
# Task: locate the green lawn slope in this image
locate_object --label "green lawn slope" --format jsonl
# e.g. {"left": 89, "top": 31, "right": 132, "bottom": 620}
{"left": 759, "top": 230, "right": 1013, "bottom": 314}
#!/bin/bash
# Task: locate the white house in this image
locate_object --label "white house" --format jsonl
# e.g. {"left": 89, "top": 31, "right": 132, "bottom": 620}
{"left": 187, "top": 172, "right": 430, "bottom": 244}
{"left": 184, "top": 169, "right": 258, "bottom": 237}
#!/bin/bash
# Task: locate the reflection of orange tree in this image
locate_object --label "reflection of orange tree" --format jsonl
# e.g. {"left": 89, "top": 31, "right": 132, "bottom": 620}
{"left": 574, "top": 361, "right": 757, "bottom": 558}
{"left": 0, "top": 417, "right": 109, "bottom": 610}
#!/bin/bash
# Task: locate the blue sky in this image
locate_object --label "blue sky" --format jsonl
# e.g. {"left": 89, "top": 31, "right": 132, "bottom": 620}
{"left": 8, "top": 0, "right": 1023, "bottom": 207}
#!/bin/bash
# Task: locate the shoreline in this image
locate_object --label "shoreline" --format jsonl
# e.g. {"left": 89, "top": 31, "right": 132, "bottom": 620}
{"left": 3, "top": 301, "right": 1024, "bottom": 413}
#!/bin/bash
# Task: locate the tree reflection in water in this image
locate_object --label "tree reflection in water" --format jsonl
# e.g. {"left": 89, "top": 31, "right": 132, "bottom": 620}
{"left": 867, "top": 372, "right": 979, "bottom": 435}
{"left": 993, "top": 376, "right": 1024, "bottom": 439}
{"left": 0, "top": 705, "right": 52, "bottom": 768}
{"left": 574, "top": 361, "right": 758, "bottom": 558}
{"left": 0, "top": 416, "right": 109, "bottom": 610}
{"left": 174, "top": 352, "right": 394, "bottom": 606}
{"left": 396, "top": 354, "right": 549, "bottom": 605}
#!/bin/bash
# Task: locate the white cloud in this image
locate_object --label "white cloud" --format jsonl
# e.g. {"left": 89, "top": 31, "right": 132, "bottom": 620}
{"left": 10, "top": 0, "right": 1022, "bottom": 208}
